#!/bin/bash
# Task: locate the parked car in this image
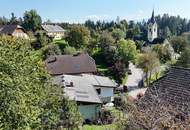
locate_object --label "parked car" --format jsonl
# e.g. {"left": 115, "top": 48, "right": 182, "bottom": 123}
{"left": 128, "top": 69, "right": 132, "bottom": 75}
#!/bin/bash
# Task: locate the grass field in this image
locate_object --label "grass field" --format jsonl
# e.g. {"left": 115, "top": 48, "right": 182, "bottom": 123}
{"left": 83, "top": 124, "right": 116, "bottom": 130}
{"left": 51, "top": 39, "right": 68, "bottom": 50}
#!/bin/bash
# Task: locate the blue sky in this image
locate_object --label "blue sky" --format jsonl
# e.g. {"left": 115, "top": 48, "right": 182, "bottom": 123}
{"left": 0, "top": 0, "right": 190, "bottom": 23}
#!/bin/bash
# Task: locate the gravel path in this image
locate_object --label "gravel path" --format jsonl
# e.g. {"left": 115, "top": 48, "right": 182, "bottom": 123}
{"left": 125, "top": 63, "right": 145, "bottom": 91}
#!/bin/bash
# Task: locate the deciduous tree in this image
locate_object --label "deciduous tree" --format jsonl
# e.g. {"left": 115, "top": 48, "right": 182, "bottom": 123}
{"left": 0, "top": 36, "right": 82, "bottom": 130}
{"left": 66, "top": 25, "right": 90, "bottom": 49}
{"left": 176, "top": 48, "right": 190, "bottom": 68}
{"left": 23, "top": 9, "right": 42, "bottom": 32}
{"left": 138, "top": 50, "right": 160, "bottom": 86}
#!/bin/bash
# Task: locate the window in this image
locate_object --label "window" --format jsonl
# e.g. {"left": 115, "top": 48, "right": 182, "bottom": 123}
{"left": 96, "top": 88, "right": 101, "bottom": 95}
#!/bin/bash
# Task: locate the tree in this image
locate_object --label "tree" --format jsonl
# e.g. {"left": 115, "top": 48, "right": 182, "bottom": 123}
{"left": 23, "top": 9, "right": 42, "bottom": 32}
{"left": 116, "top": 39, "right": 138, "bottom": 66}
{"left": 9, "top": 12, "right": 18, "bottom": 24}
{"left": 109, "top": 39, "right": 138, "bottom": 83}
{"left": 110, "top": 61, "right": 127, "bottom": 84}
{"left": 0, "top": 36, "right": 82, "bottom": 129}
{"left": 162, "top": 26, "right": 171, "bottom": 39}
{"left": 152, "top": 44, "right": 172, "bottom": 63}
{"left": 99, "top": 32, "right": 116, "bottom": 65}
{"left": 65, "top": 25, "right": 90, "bottom": 49}
{"left": 176, "top": 48, "right": 190, "bottom": 68}
{"left": 58, "top": 98, "right": 82, "bottom": 129}
{"left": 112, "top": 29, "right": 125, "bottom": 42}
{"left": 170, "top": 36, "right": 188, "bottom": 53}
{"left": 32, "top": 31, "right": 49, "bottom": 49}
{"left": 138, "top": 50, "right": 160, "bottom": 86}
{"left": 0, "top": 16, "right": 8, "bottom": 25}
{"left": 41, "top": 44, "right": 62, "bottom": 60}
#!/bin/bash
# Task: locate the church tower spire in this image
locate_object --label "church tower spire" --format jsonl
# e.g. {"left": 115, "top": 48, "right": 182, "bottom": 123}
{"left": 148, "top": 9, "right": 158, "bottom": 42}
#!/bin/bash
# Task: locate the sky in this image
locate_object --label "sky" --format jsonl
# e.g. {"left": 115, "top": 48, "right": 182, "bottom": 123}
{"left": 0, "top": 0, "right": 190, "bottom": 23}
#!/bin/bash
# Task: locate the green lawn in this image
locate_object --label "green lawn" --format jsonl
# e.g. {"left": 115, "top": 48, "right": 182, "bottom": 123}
{"left": 97, "top": 64, "right": 109, "bottom": 72}
{"left": 83, "top": 124, "right": 116, "bottom": 130}
{"left": 96, "top": 64, "right": 111, "bottom": 77}
{"left": 51, "top": 39, "right": 68, "bottom": 50}
{"left": 83, "top": 108, "right": 123, "bottom": 130}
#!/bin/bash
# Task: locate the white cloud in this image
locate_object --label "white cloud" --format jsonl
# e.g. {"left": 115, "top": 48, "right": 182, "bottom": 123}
{"left": 123, "top": 9, "right": 149, "bottom": 21}
{"left": 84, "top": 14, "right": 111, "bottom": 21}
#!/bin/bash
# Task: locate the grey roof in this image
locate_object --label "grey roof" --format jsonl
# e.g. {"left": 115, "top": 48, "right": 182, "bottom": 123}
{"left": 53, "top": 75, "right": 102, "bottom": 104}
{"left": 45, "top": 54, "right": 97, "bottom": 75}
{"left": 41, "top": 24, "right": 65, "bottom": 33}
{"left": 82, "top": 74, "right": 117, "bottom": 88}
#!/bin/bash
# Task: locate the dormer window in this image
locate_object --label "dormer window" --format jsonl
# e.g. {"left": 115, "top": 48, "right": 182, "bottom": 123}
{"left": 96, "top": 88, "right": 101, "bottom": 95}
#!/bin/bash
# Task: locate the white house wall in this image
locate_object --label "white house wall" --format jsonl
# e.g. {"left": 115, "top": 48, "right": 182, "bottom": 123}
{"left": 95, "top": 87, "right": 114, "bottom": 98}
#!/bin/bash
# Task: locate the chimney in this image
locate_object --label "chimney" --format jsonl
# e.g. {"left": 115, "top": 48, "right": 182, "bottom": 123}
{"left": 73, "top": 52, "right": 82, "bottom": 57}
{"left": 47, "top": 56, "right": 57, "bottom": 63}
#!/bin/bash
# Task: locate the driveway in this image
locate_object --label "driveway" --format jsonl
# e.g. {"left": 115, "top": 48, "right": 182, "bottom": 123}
{"left": 125, "top": 62, "right": 144, "bottom": 91}
{"left": 128, "top": 88, "right": 147, "bottom": 100}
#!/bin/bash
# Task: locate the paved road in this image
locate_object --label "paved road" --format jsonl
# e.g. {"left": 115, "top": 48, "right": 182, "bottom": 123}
{"left": 125, "top": 63, "right": 144, "bottom": 91}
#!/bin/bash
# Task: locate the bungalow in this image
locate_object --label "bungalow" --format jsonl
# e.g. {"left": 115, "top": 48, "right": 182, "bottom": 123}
{"left": 45, "top": 54, "right": 97, "bottom": 75}
{"left": 82, "top": 74, "right": 117, "bottom": 103}
{"left": 53, "top": 74, "right": 102, "bottom": 121}
{"left": 53, "top": 74, "right": 117, "bottom": 120}
{"left": 41, "top": 24, "right": 65, "bottom": 40}
{"left": 0, "top": 25, "right": 29, "bottom": 39}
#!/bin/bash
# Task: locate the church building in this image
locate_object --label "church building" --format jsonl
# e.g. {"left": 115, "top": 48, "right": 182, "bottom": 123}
{"left": 147, "top": 10, "right": 158, "bottom": 42}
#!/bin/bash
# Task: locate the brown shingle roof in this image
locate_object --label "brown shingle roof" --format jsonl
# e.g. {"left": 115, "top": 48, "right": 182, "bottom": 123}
{"left": 137, "top": 67, "right": 190, "bottom": 119}
{"left": 0, "top": 25, "right": 25, "bottom": 35}
{"left": 45, "top": 54, "right": 97, "bottom": 75}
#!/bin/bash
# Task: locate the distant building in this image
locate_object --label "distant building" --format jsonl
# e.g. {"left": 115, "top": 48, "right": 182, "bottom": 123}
{"left": 45, "top": 53, "right": 97, "bottom": 75}
{"left": 148, "top": 10, "right": 158, "bottom": 42}
{"left": 41, "top": 24, "right": 65, "bottom": 40}
{"left": 0, "top": 25, "right": 29, "bottom": 39}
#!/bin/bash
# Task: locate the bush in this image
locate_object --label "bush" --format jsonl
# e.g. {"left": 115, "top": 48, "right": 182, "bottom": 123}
{"left": 0, "top": 36, "right": 82, "bottom": 130}
{"left": 63, "top": 46, "right": 77, "bottom": 55}
{"left": 32, "top": 31, "right": 49, "bottom": 49}
{"left": 41, "top": 44, "right": 62, "bottom": 59}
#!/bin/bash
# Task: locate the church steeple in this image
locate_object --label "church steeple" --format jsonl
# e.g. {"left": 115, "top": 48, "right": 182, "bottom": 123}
{"left": 149, "top": 9, "right": 156, "bottom": 24}
{"left": 147, "top": 9, "right": 158, "bottom": 42}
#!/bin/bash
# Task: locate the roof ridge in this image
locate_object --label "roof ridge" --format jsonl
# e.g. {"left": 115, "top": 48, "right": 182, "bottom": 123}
{"left": 92, "top": 75, "right": 101, "bottom": 86}
{"left": 171, "top": 66, "right": 190, "bottom": 71}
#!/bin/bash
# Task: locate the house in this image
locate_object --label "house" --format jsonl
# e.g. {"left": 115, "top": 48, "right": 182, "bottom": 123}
{"left": 41, "top": 24, "right": 65, "bottom": 40}
{"left": 53, "top": 74, "right": 102, "bottom": 121}
{"left": 45, "top": 54, "right": 97, "bottom": 75}
{"left": 53, "top": 74, "right": 117, "bottom": 120}
{"left": 136, "top": 67, "right": 190, "bottom": 122}
{"left": 0, "top": 25, "right": 29, "bottom": 39}
{"left": 82, "top": 74, "right": 117, "bottom": 103}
